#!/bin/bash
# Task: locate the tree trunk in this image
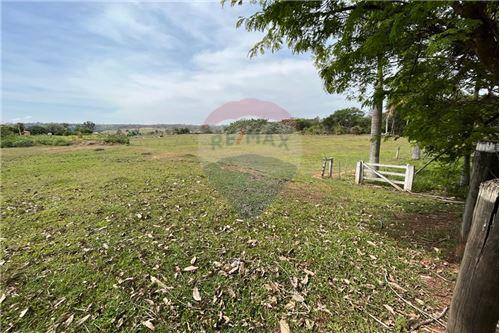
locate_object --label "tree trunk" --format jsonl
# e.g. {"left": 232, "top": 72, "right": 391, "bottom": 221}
{"left": 411, "top": 144, "right": 420, "bottom": 160}
{"left": 461, "top": 142, "right": 498, "bottom": 243}
{"left": 459, "top": 154, "right": 471, "bottom": 186}
{"left": 385, "top": 113, "right": 389, "bottom": 134}
{"left": 447, "top": 179, "right": 498, "bottom": 333}
{"left": 369, "top": 58, "right": 384, "bottom": 167}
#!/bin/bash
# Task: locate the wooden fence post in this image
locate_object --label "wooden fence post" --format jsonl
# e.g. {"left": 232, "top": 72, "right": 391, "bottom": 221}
{"left": 461, "top": 142, "right": 498, "bottom": 244}
{"left": 403, "top": 164, "right": 414, "bottom": 191}
{"left": 447, "top": 179, "right": 498, "bottom": 333}
{"left": 355, "top": 161, "right": 363, "bottom": 184}
{"left": 395, "top": 147, "right": 400, "bottom": 159}
{"left": 412, "top": 144, "right": 421, "bottom": 160}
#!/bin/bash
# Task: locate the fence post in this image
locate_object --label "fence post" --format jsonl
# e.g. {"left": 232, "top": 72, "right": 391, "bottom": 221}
{"left": 395, "top": 147, "right": 400, "bottom": 159}
{"left": 329, "top": 158, "right": 333, "bottom": 178}
{"left": 412, "top": 144, "right": 421, "bottom": 160}
{"left": 447, "top": 179, "right": 498, "bottom": 333}
{"left": 403, "top": 164, "right": 414, "bottom": 191}
{"left": 355, "top": 161, "right": 363, "bottom": 184}
{"left": 461, "top": 142, "right": 499, "bottom": 244}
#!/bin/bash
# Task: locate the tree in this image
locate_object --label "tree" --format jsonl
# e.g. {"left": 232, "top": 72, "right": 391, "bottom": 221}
{"left": 0, "top": 125, "right": 18, "bottom": 138}
{"left": 82, "top": 121, "right": 95, "bottom": 134}
{"left": 323, "top": 108, "right": 361, "bottom": 131}
{"left": 45, "top": 123, "right": 68, "bottom": 135}
{"left": 173, "top": 127, "right": 190, "bottom": 135}
{"left": 200, "top": 124, "right": 213, "bottom": 134}
{"left": 16, "top": 123, "right": 25, "bottom": 135}
{"left": 228, "top": 1, "right": 498, "bottom": 162}
{"left": 322, "top": 107, "right": 370, "bottom": 134}
{"left": 27, "top": 124, "right": 48, "bottom": 135}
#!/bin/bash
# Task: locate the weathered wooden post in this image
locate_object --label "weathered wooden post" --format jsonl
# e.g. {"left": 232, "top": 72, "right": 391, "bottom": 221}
{"left": 403, "top": 164, "right": 414, "bottom": 191}
{"left": 461, "top": 142, "right": 498, "bottom": 243}
{"left": 321, "top": 158, "right": 327, "bottom": 177}
{"left": 321, "top": 157, "right": 334, "bottom": 178}
{"left": 355, "top": 161, "right": 363, "bottom": 184}
{"left": 411, "top": 144, "right": 420, "bottom": 160}
{"left": 447, "top": 179, "right": 498, "bottom": 333}
{"left": 395, "top": 146, "right": 400, "bottom": 160}
{"left": 328, "top": 158, "right": 333, "bottom": 178}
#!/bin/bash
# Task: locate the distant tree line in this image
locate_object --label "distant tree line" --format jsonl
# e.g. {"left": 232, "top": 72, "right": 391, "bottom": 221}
{"left": 1, "top": 121, "right": 96, "bottom": 137}
{"left": 222, "top": 108, "right": 397, "bottom": 135}
{"left": 224, "top": 119, "right": 294, "bottom": 134}
{"left": 0, "top": 108, "right": 403, "bottom": 138}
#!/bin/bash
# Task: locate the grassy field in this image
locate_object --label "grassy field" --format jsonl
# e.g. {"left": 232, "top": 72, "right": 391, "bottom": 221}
{"left": 1, "top": 134, "right": 463, "bottom": 332}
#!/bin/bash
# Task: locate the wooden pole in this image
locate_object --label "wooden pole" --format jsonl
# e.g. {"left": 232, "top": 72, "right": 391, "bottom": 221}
{"left": 403, "top": 164, "right": 414, "bottom": 192}
{"left": 395, "top": 147, "right": 400, "bottom": 159}
{"left": 411, "top": 144, "right": 421, "bottom": 160}
{"left": 321, "top": 158, "right": 327, "bottom": 177}
{"left": 447, "top": 179, "right": 498, "bottom": 333}
{"left": 328, "top": 158, "right": 333, "bottom": 178}
{"left": 355, "top": 161, "right": 363, "bottom": 184}
{"left": 461, "top": 142, "right": 498, "bottom": 244}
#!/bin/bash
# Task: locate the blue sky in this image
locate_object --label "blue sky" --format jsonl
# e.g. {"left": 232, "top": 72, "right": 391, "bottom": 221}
{"left": 2, "top": 2, "right": 360, "bottom": 124}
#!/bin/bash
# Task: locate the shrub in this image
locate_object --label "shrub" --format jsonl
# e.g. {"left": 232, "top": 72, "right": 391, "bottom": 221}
{"left": 1, "top": 125, "right": 19, "bottom": 138}
{"left": 35, "top": 135, "right": 70, "bottom": 146}
{"left": 304, "top": 124, "right": 325, "bottom": 135}
{"left": 127, "top": 130, "right": 141, "bottom": 137}
{"left": 173, "top": 127, "right": 190, "bottom": 135}
{"left": 103, "top": 134, "right": 129, "bottom": 145}
{"left": 1, "top": 135, "right": 34, "bottom": 147}
{"left": 350, "top": 126, "right": 363, "bottom": 135}
{"left": 0, "top": 135, "right": 72, "bottom": 148}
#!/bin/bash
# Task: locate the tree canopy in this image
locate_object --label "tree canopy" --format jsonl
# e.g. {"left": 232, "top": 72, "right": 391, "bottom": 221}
{"left": 323, "top": 107, "right": 370, "bottom": 134}
{"left": 229, "top": 0, "right": 498, "bottom": 160}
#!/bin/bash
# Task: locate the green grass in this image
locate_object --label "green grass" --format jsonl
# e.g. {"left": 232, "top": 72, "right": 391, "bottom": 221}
{"left": 1, "top": 134, "right": 463, "bottom": 332}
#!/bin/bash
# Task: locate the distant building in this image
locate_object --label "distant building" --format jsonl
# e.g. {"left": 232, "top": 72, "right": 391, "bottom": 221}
{"left": 21, "top": 130, "right": 31, "bottom": 136}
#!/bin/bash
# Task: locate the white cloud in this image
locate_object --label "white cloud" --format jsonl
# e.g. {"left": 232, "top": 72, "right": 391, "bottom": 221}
{"left": 86, "top": 3, "right": 176, "bottom": 47}
{"left": 2, "top": 2, "right": 361, "bottom": 124}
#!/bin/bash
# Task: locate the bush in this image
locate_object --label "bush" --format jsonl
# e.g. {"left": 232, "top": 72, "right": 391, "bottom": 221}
{"left": 173, "top": 127, "right": 190, "bottom": 135}
{"left": 0, "top": 135, "right": 71, "bottom": 148}
{"left": 103, "top": 134, "right": 130, "bottom": 145}
{"left": 1, "top": 125, "right": 19, "bottom": 138}
{"left": 27, "top": 125, "right": 48, "bottom": 135}
{"left": 35, "top": 135, "right": 71, "bottom": 146}
{"left": 304, "top": 124, "right": 325, "bottom": 135}
{"left": 350, "top": 126, "right": 363, "bottom": 135}
{"left": 127, "top": 130, "right": 141, "bottom": 137}
{"left": 1, "top": 136, "right": 34, "bottom": 147}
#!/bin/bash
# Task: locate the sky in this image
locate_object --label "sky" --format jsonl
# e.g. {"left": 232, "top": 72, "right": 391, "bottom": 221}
{"left": 1, "top": 1, "right": 361, "bottom": 124}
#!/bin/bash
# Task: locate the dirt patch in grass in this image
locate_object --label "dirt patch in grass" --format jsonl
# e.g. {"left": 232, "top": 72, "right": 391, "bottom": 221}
{"left": 219, "top": 163, "right": 265, "bottom": 180}
{"left": 282, "top": 181, "right": 328, "bottom": 204}
{"left": 382, "top": 209, "right": 461, "bottom": 332}
{"left": 388, "top": 211, "right": 461, "bottom": 263}
{"left": 149, "top": 151, "right": 183, "bottom": 159}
